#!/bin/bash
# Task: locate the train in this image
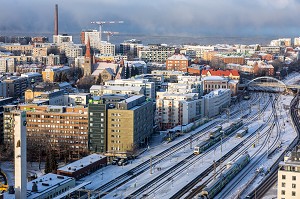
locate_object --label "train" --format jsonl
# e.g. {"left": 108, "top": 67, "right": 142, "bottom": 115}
{"left": 193, "top": 139, "right": 220, "bottom": 155}
{"left": 199, "top": 153, "right": 251, "bottom": 199}
{"left": 236, "top": 126, "right": 249, "bottom": 138}
{"left": 208, "top": 126, "right": 222, "bottom": 139}
{"left": 194, "top": 120, "right": 243, "bottom": 155}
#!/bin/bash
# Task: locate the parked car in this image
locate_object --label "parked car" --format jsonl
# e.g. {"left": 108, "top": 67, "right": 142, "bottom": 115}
{"left": 118, "top": 158, "right": 128, "bottom": 166}
{"left": 112, "top": 157, "right": 121, "bottom": 165}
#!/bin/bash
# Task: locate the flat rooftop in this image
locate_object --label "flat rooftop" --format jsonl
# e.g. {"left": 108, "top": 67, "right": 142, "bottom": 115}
{"left": 58, "top": 154, "right": 106, "bottom": 173}
{"left": 27, "top": 173, "right": 74, "bottom": 199}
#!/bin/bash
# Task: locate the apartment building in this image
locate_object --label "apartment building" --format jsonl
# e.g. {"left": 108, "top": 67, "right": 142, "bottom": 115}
{"left": 203, "top": 89, "right": 231, "bottom": 118}
{"left": 151, "top": 70, "right": 186, "bottom": 83}
{"left": 18, "top": 104, "right": 89, "bottom": 159}
{"left": 53, "top": 34, "right": 73, "bottom": 44}
{"left": 278, "top": 145, "right": 300, "bottom": 199}
{"left": 106, "top": 95, "right": 153, "bottom": 157}
{"left": 81, "top": 30, "right": 101, "bottom": 48}
{"left": 90, "top": 85, "right": 145, "bottom": 97}
{"left": 99, "top": 41, "right": 116, "bottom": 56}
{"left": 3, "top": 76, "right": 28, "bottom": 98}
{"left": 42, "top": 66, "right": 71, "bottom": 82}
{"left": 32, "top": 47, "right": 47, "bottom": 57}
{"left": 270, "top": 38, "right": 292, "bottom": 46}
{"left": 139, "top": 45, "right": 175, "bottom": 63}
{"left": 105, "top": 79, "right": 155, "bottom": 101}
{"left": 156, "top": 92, "right": 203, "bottom": 130}
{"left": 88, "top": 94, "right": 154, "bottom": 157}
{"left": 201, "top": 69, "right": 240, "bottom": 80}
{"left": 20, "top": 72, "right": 43, "bottom": 84}
{"left": 202, "top": 76, "right": 238, "bottom": 96}
{"left": 1, "top": 43, "right": 33, "bottom": 55}
{"left": 166, "top": 54, "right": 190, "bottom": 72}
{"left": 0, "top": 57, "right": 15, "bottom": 73}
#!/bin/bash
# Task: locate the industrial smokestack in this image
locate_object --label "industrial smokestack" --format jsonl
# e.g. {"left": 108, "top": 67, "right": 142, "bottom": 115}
{"left": 54, "top": 4, "right": 58, "bottom": 35}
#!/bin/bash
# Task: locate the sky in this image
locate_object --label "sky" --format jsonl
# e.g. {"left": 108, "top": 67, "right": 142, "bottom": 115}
{"left": 1, "top": 0, "right": 300, "bottom": 37}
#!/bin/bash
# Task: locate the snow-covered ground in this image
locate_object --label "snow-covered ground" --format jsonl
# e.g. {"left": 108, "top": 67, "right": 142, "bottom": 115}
{"left": 2, "top": 73, "right": 300, "bottom": 199}
{"left": 70, "top": 92, "right": 295, "bottom": 199}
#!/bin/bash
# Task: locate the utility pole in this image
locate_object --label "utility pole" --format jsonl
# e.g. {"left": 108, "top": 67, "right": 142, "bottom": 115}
{"left": 150, "top": 156, "right": 153, "bottom": 174}
{"left": 213, "top": 160, "right": 216, "bottom": 179}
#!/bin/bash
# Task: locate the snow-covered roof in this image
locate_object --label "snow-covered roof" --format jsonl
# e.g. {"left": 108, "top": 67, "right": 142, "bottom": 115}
{"left": 167, "top": 54, "right": 188, "bottom": 60}
{"left": 58, "top": 154, "right": 106, "bottom": 173}
{"left": 203, "top": 76, "right": 228, "bottom": 81}
{"left": 27, "top": 173, "right": 74, "bottom": 199}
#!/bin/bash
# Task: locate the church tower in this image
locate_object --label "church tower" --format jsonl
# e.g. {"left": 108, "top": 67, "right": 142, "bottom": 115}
{"left": 83, "top": 37, "right": 92, "bottom": 76}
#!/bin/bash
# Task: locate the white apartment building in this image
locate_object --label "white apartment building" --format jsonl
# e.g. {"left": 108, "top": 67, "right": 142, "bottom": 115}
{"left": 63, "top": 44, "right": 83, "bottom": 58}
{"left": 203, "top": 89, "right": 231, "bottom": 118}
{"left": 90, "top": 85, "right": 144, "bottom": 96}
{"left": 260, "top": 46, "right": 281, "bottom": 53}
{"left": 151, "top": 70, "right": 186, "bottom": 82}
{"left": 294, "top": 37, "right": 300, "bottom": 47}
{"left": 139, "top": 48, "right": 175, "bottom": 63}
{"left": 105, "top": 79, "right": 155, "bottom": 100}
{"left": 270, "top": 38, "right": 291, "bottom": 47}
{"left": 64, "top": 93, "right": 91, "bottom": 106}
{"left": 156, "top": 92, "right": 203, "bottom": 130}
{"left": 182, "top": 45, "right": 216, "bottom": 58}
{"left": 277, "top": 146, "right": 300, "bottom": 199}
{"left": 81, "top": 30, "right": 101, "bottom": 47}
{"left": 0, "top": 57, "right": 15, "bottom": 73}
{"left": 99, "top": 41, "right": 115, "bottom": 56}
{"left": 53, "top": 34, "right": 73, "bottom": 44}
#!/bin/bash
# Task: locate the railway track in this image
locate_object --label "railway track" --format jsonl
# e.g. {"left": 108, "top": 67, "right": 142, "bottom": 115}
{"left": 91, "top": 98, "right": 250, "bottom": 198}
{"left": 169, "top": 94, "right": 276, "bottom": 199}
{"left": 122, "top": 94, "right": 272, "bottom": 198}
{"left": 218, "top": 95, "right": 280, "bottom": 198}
{"left": 245, "top": 93, "right": 300, "bottom": 199}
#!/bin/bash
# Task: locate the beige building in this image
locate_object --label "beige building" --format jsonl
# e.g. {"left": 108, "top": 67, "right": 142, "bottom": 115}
{"left": 42, "top": 66, "right": 70, "bottom": 82}
{"left": 32, "top": 47, "right": 47, "bottom": 57}
{"left": 278, "top": 146, "right": 300, "bottom": 199}
{"left": 203, "top": 76, "right": 238, "bottom": 96}
{"left": 105, "top": 95, "right": 154, "bottom": 157}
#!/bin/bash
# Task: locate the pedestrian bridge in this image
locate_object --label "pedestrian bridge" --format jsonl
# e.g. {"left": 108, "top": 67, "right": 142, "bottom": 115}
{"left": 245, "top": 76, "right": 300, "bottom": 93}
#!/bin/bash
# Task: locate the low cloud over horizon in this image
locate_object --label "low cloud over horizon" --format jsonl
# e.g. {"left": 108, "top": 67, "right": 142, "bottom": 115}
{"left": 1, "top": 0, "right": 300, "bottom": 37}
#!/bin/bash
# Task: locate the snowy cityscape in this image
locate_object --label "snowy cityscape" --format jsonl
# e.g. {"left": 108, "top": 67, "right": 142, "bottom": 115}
{"left": 2, "top": 1, "right": 300, "bottom": 199}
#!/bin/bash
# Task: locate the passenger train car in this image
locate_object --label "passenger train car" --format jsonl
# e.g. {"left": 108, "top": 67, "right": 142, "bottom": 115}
{"left": 199, "top": 153, "right": 251, "bottom": 199}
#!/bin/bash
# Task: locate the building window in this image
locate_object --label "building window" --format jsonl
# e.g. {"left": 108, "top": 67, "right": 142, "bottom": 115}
{"left": 281, "top": 190, "right": 285, "bottom": 195}
{"left": 292, "top": 176, "right": 296, "bottom": 181}
{"left": 292, "top": 191, "right": 296, "bottom": 196}
{"left": 292, "top": 184, "right": 296, "bottom": 188}
{"left": 282, "top": 175, "right": 286, "bottom": 180}
{"left": 282, "top": 182, "right": 285, "bottom": 187}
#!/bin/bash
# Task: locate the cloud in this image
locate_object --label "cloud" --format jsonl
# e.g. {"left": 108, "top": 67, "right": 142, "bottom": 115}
{"left": 0, "top": 0, "right": 300, "bottom": 37}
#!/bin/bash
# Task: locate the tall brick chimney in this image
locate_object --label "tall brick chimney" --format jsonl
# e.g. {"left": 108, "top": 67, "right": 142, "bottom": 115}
{"left": 54, "top": 4, "right": 58, "bottom": 35}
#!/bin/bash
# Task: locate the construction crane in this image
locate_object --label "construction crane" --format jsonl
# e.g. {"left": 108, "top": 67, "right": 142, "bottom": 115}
{"left": 90, "top": 20, "right": 123, "bottom": 41}
{"left": 102, "top": 31, "right": 119, "bottom": 43}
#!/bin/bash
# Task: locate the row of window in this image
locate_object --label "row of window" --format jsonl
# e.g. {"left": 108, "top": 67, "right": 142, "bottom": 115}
{"left": 281, "top": 190, "right": 296, "bottom": 196}
{"left": 282, "top": 182, "right": 296, "bottom": 188}
{"left": 282, "top": 175, "right": 297, "bottom": 180}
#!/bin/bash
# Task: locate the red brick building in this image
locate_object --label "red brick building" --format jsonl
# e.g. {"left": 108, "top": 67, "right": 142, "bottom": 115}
{"left": 166, "top": 54, "right": 189, "bottom": 72}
